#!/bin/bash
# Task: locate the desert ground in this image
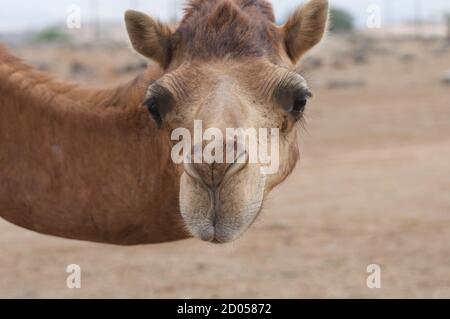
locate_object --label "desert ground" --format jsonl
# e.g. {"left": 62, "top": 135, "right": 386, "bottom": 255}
{"left": 1, "top": 35, "right": 449, "bottom": 298}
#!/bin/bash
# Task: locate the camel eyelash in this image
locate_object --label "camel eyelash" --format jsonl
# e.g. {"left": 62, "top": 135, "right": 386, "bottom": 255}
{"left": 273, "top": 82, "right": 312, "bottom": 102}
{"left": 272, "top": 71, "right": 311, "bottom": 99}
{"left": 144, "top": 83, "right": 175, "bottom": 126}
{"left": 146, "top": 83, "right": 172, "bottom": 100}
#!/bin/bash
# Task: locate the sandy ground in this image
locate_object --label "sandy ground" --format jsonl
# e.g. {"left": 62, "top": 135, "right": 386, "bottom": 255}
{"left": 1, "top": 37, "right": 449, "bottom": 298}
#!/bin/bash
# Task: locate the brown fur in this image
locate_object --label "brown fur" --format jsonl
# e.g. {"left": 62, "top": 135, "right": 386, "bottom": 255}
{"left": 283, "top": 0, "right": 329, "bottom": 63}
{"left": 0, "top": 45, "right": 189, "bottom": 245}
{"left": 125, "top": 10, "right": 173, "bottom": 68}
{"left": 173, "top": 0, "right": 280, "bottom": 60}
{"left": 0, "top": 0, "right": 328, "bottom": 245}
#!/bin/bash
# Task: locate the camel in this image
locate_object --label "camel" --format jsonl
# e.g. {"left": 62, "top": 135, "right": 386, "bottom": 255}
{"left": 0, "top": 0, "right": 329, "bottom": 245}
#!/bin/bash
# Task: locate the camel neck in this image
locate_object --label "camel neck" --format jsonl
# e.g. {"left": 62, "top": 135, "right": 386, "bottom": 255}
{"left": 0, "top": 45, "right": 157, "bottom": 114}
{"left": 0, "top": 46, "right": 188, "bottom": 245}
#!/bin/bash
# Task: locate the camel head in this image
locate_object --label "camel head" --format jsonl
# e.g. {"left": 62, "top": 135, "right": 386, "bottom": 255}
{"left": 125, "top": 0, "right": 329, "bottom": 243}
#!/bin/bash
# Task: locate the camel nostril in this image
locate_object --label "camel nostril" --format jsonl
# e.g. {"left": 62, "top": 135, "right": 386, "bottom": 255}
{"left": 183, "top": 161, "right": 202, "bottom": 182}
{"left": 183, "top": 150, "right": 249, "bottom": 189}
{"left": 222, "top": 150, "right": 249, "bottom": 182}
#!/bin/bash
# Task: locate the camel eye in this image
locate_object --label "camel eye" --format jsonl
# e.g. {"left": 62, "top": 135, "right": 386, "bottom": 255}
{"left": 286, "top": 90, "right": 312, "bottom": 119}
{"left": 145, "top": 97, "right": 162, "bottom": 126}
{"left": 276, "top": 82, "right": 312, "bottom": 120}
{"left": 290, "top": 97, "right": 307, "bottom": 114}
{"left": 144, "top": 84, "right": 174, "bottom": 127}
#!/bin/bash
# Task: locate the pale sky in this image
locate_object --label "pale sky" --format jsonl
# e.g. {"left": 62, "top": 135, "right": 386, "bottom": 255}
{"left": 0, "top": 0, "right": 449, "bottom": 32}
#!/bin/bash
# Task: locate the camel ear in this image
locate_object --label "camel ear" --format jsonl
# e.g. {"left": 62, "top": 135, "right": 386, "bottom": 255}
{"left": 282, "top": 0, "right": 329, "bottom": 64}
{"left": 125, "top": 10, "right": 172, "bottom": 68}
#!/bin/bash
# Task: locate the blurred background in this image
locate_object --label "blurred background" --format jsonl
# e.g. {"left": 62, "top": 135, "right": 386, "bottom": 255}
{"left": 0, "top": 0, "right": 449, "bottom": 298}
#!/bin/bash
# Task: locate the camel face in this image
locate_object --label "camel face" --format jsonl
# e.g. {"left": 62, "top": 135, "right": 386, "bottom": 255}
{"left": 125, "top": 0, "right": 329, "bottom": 243}
{"left": 144, "top": 59, "right": 309, "bottom": 243}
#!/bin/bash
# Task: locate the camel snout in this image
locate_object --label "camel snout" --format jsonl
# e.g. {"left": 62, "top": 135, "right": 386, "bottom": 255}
{"left": 179, "top": 141, "right": 264, "bottom": 244}
{"left": 183, "top": 146, "right": 249, "bottom": 190}
{"left": 193, "top": 222, "right": 241, "bottom": 244}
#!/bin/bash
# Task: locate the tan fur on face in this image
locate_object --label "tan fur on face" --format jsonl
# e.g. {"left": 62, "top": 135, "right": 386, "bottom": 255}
{"left": 158, "top": 59, "right": 304, "bottom": 242}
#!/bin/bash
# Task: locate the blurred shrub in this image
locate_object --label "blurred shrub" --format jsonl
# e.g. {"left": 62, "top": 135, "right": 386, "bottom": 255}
{"left": 32, "top": 27, "right": 71, "bottom": 44}
{"left": 329, "top": 7, "right": 354, "bottom": 33}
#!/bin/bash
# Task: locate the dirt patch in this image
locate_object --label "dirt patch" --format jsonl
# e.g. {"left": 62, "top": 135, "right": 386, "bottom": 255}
{"left": 1, "top": 37, "right": 449, "bottom": 298}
